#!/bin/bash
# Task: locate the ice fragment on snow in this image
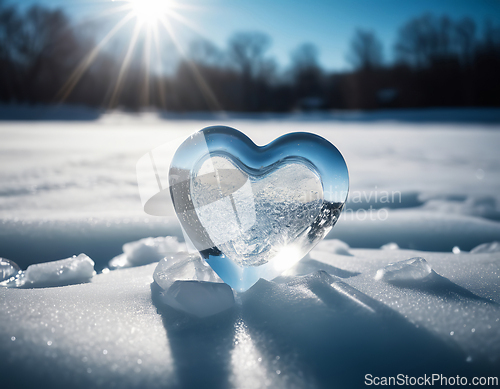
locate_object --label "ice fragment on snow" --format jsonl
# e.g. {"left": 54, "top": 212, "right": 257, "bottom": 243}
{"left": 2, "top": 254, "right": 94, "bottom": 288}
{"left": 109, "top": 236, "right": 185, "bottom": 269}
{"left": 25, "top": 254, "right": 94, "bottom": 287}
{"left": 374, "top": 257, "right": 432, "bottom": 282}
{"left": 158, "top": 281, "right": 235, "bottom": 318}
{"left": 0, "top": 258, "right": 21, "bottom": 281}
{"left": 380, "top": 242, "right": 399, "bottom": 250}
{"left": 153, "top": 252, "right": 222, "bottom": 290}
{"left": 153, "top": 252, "right": 234, "bottom": 317}
{"left": 470, "top": 241, "right": 500, "bottom": 254}
{"left": 313, "top": 239, "right": 352, "bottom": 256}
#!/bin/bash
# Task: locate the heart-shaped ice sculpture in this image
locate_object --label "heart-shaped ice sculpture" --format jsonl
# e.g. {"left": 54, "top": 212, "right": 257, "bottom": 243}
{"left": 169, "top": 126, "right": 348, "bottom": 292}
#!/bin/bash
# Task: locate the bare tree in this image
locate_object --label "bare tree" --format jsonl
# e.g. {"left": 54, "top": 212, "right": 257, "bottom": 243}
{"left": 228, "top": 31, "right": 271, "bottom": 79}
{"left": 290, "top": 43, "right": 323, "bottom": 100}
{"left": 395, "top": 14, "right": 461, "bottom": 68}
{"left": 0, "top": 1, "right": 24, "bottom": 99}
{"left": 291, "top": 43, "right": 320, "bottom": 73}
{"left": 481, "top": 19, "right": 500, "bottom": 51}
{"left": 347, "top": 29, "right": 383, "bottom": 71}
{"left": 189, "top": 39, "right": 224, "bottom": 67}
{"left": 227, "top": 31, "right": 273, "bottom": 110}
{"left": 0, "top": 1, "right": 22, "bottom": 58}
{"left": 454, "top": 17, "right": 476, "bottom": 66}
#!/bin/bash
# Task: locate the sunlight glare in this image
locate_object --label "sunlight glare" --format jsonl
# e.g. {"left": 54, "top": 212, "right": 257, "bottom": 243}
{"left": 272, "top": 246, "right": 301, "bottom": 272}
{"left": 61, "top": 0, "right": 221, "bottom": 111}
{"left": 127, "top": 0, "right": 170, "bottom": 24}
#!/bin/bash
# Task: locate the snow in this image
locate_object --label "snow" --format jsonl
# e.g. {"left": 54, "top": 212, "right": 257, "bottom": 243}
{"left": 0, "top": 109, "right": 499, "bottom": 387}
{"left": 330, "top": 210, "right": 500, "bottom": 252}
{"left": 374, "top": 257, "right": 432, "bottom": 281}
{"left": 1, "top": 113, "right": 500, "bottom": 270}
{"left": 341, "top": 249, "right": 500, "bottom": 365}
{"left": 420, "top": 194, "right": 500, "bottom": 221}
{"left": 471, "top": 241, "right": 500, "bottom": 254}
{"left": 153, "top": 280, "right": 235, "bottom": 318}
{"left": 109, "top": 236, "right": 186, "bottom": 269}
{"left": 309, "top": 238, "right": 352, "bottom": 256}
{"left": 380, "top": 242, "right": 399, "bottom": 250}
{"left": 0, "top": 264, "right": 176, "bottom": 389}
{"left": 1, "top": 247, "right": 498, "bottom": 388}
{"left": 1, "top": 254, "right": 95, "bottom": 288}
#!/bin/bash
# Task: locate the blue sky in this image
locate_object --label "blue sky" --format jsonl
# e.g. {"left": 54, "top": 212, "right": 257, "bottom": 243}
{"left": 9, "top": 0, "right": 500, "bottom": 71}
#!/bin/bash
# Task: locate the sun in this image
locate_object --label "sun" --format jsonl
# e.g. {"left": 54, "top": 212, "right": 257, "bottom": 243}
{"left": 127, "top": 0, "right": 171, "bottom": 24}
{"left": 60, "top": 0, "right": 222, "bottom": 110}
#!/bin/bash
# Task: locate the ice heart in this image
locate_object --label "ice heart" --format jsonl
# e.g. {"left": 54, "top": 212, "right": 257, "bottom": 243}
{"left": 169, "top": 126, "right": 348, "bottom": 292}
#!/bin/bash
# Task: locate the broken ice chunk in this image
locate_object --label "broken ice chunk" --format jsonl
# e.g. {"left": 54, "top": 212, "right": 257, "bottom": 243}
{"left": 380, "top": 242, "right": 399, "bottom": 250}
{"left": 24, "top": 254, "right": 95, "bottom": 287}
{"left": 0, "top": 258, "right": 21, "bottom": 282}
{"left": 374, "top": 257, "right": 432, "bottom": 282}
{"left": 158, "top": 281, "right": 235, "bottom": 318}
{"left": 470, "top": 241, "right": 500, "bottom": 254}
{"left": 153, "top": 252, "right": 222, "bottom": 290}
{"left": 153, "top": 253, "right": 234, "bottom": 317}
{"left": 1, "top": 254, "right": 95, "bottom": 288}
{"left": 109, "top": 236, "right": 186, "bottom": 269}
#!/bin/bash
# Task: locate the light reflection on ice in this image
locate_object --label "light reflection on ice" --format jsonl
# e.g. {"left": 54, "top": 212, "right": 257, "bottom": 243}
{"left": 0, "top": 257, "right": 21, "bottom": 281}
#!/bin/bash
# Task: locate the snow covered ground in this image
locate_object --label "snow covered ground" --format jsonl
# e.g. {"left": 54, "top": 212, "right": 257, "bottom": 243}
{"left": 1, "top": 248, "right": 499, "bottom": 388}
{"left": 1, "top": 109, "right": 500, "bottom": 267}
{"left": 0, "top": 108, "right": 499, "bottom": 388}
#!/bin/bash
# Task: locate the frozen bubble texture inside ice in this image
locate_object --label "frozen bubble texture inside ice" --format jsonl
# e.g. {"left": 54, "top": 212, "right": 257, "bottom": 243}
{"left": 192, "top": 156, "right": 324, "bottom": 267}
{"left": 169, "top": 126, "right": 349, "bottom": 291}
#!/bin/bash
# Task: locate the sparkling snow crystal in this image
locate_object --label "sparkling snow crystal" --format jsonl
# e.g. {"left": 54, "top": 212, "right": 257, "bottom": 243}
{"left": 153, "top": 252, "right": 234, "bottom": 317}
{"left": 374, "top": 257, "right": 432, "bottom": 282}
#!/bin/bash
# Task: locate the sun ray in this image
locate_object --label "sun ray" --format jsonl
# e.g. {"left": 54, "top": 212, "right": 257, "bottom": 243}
{"left": 165, "top": 8, "right": 208, "bottom": 39}
{"left": 77, "top": 3, "right": 132, "bottom": 25}
{"left": 57, "top": 11, "right": 135, "bottom": 103}
{"left": 108, "top": 20, "right": 143, "bottom": 108}
{"left": 165, "top": 0, "right": 208, "bottom": 12}
{"left": 152, "top": 23, "right": 167, "bottom": 109}
{"left": 59, "top": 0, "right": 223, "bottom": 111}
{"left": 141, "top": 26, "right": 152, "bottom": 107}
{"left": 157, "top": 15, "right": 224, "bottom": 113}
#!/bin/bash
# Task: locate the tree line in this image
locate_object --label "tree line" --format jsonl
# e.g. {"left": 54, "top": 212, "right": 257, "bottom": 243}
{"left": 0, "top": 1, "right": 499, "bottom": 112}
